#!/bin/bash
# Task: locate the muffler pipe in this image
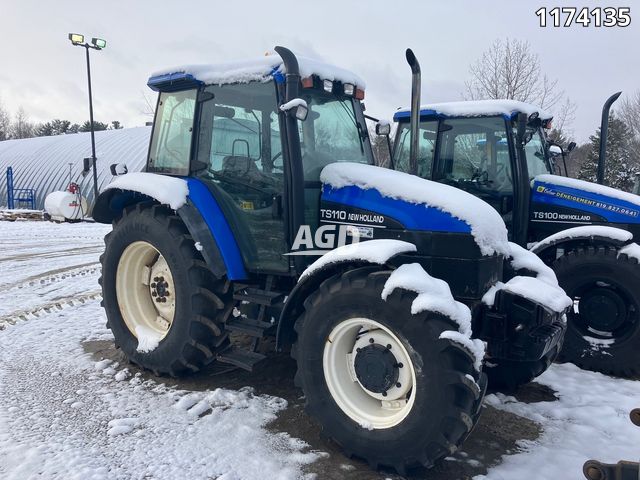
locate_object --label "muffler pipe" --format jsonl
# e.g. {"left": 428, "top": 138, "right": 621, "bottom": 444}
{"left": 405, "top": 48, "right": 421, "bottom": 176}
{"left": 597, "top": 91, "right": 622, "bottom": 185}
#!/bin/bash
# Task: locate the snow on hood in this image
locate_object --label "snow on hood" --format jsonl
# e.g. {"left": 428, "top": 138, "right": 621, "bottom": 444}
{"left": 150, "top": 54, "right": 365, "bottom": 89}
{"left": 300, "top": 239, "right": 416, "bottom": 280}
{"left": 105, "top": 172, "right": 189, "bottom": 210}
{"left": 321, "top": 163, "right": 510, "bottom": 256}
{"left": 395, "top": 99, "right": 552, "bottom": 120}
{"left": 534, "top": 174, "right": 640, "bottom": 207}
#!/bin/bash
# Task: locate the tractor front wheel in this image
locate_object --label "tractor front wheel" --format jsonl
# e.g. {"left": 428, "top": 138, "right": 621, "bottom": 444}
{"left": 292, "top": 266, "right": 485, "bottom": 473}
{"left": 553, "top": 246, "right": 640, "bottom": 377}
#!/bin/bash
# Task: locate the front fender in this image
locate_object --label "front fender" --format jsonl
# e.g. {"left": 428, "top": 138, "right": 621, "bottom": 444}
{"left": 530, "top": 225, "right": 634, "bottom": 257}
{"left": 275, "top": 239, "right": 416, "bottom": 351}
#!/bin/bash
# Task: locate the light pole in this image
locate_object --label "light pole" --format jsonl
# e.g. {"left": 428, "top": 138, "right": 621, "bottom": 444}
{"left": 68, "top": 33, "right": 106, "bottom": 201}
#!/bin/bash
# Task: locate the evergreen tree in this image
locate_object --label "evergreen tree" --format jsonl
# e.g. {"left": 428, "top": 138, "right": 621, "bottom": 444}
{"left": 578, "top": 114, "right": 637, "bottom": 191}
{"left": 79, "top": 120, "right": 109, "bottom": 132}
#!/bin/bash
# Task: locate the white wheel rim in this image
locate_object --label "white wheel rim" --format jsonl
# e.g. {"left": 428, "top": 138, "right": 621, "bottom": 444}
{"left": 323, "top": 317, "right": 417, "bottom": 429}
{"left": 116, "top": 241, "right": 176, "bottom": 342}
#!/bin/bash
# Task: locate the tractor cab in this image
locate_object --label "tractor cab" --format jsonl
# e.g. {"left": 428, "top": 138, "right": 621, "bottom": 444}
{"left": 392, "top": 100, "right": 554, "bottom": 242}
{"left": 144, "top": 50, "right": 373, "bottom": 275}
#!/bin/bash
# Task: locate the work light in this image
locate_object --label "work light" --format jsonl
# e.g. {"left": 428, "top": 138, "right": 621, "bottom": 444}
{"left": 343, "top": 83, "right": 355, "bottom": 96}
{"left": 68, "top": 33, "right": 84, "bottom": 45}
{"left": 92, "top": 38, "right": 107, "bottom": 49}
{"left": 323, "top": 79, "right": 333, "bottom": 93}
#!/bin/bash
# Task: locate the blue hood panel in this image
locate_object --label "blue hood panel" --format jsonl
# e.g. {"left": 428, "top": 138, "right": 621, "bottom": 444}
{"left": 532, "top": 179, "right": 640, "bottom": 224}
{"left": 322, "top": 184, "right": 472, "bottom": 233}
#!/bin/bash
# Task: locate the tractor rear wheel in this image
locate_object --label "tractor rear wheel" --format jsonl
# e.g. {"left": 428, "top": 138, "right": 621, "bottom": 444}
{"left": 99, "top": 203, "right": 232, "bottom": 376}
{"left": 553, "top": 246, "right": 640, "bottom": 377}
{"left": 292, "top": 266, "right": 484, "bottom": 473}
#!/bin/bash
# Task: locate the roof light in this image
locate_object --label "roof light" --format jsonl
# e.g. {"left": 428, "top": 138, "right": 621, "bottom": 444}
{"left": 354, "top": 88, "right": 365, "bottom": 100}
{"left": 323, "top": 79, "right": 333, "bottom": 93}
{"left": 343, "top": 83, "right": 355, "bottom": 96}
{"left": 301, "top": 77, "right": 314, "bottom": 88}
{"left": 91, "top": 38, "right": 107, "bottom": 49}
{"left": 68, "top": 33, "right": 84, "bottom": 45}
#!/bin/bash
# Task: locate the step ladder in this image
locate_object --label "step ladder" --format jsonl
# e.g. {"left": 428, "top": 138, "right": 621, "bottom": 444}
{"left": 217, "top": 276, "right": 285, "bottom": 372}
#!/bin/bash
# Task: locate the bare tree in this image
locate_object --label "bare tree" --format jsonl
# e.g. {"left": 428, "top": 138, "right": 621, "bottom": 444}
{"left": 0, "top": 98, "right": 11, "bottom": 141}
{"left": 465, "top": 38, "right": 570, "bottom": 111}
{"left": 619, "top": 90, "right": 640, "bottom": 165}
{"left": 10, "top": 107, "right": 34, "bottom": 139}
{"left": 140, "top": 90, "right": 157, "bottom": 117}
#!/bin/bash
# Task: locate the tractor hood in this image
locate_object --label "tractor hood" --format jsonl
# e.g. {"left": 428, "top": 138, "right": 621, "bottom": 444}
{"left": 532, "top": 174, "right": 640, "bottom": 224}
{"left": 319, "top": 163, "right": 510, "bottom": 256}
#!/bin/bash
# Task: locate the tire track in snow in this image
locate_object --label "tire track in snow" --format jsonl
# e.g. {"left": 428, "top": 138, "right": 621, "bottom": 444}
{"left": 0, "top": 291, "right": 102, "bottom": 329}
{"left": 0, "top": 262, "right": 100, "bottom": 293}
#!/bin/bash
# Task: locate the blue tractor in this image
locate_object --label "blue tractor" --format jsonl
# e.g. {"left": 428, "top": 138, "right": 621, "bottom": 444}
{"left": 386, "top": 49, "right": 640, "bottom": 378}
{"left": 93, "top": 47, "right": 567, "bottom": 472}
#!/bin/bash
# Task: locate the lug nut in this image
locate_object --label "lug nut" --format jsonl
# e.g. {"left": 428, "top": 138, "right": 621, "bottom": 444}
{"left": 164, "top": 282, "right": 169, "bottom": 288}
{"left": 155, "top": 297, "right": 161, "bottom": 303}
{"left": 382, "top": 391, "right": 387, "bottom": 397}
{"left": 386, "top": 344, "right": 392, "bottom": 350}
{"left": 152, "top": 291, "right": 157, "bottom": 297}
{"left": 396, "top": 382, "right": 402, "bottom": 388}
{"left": 396, "top": 362, "right": 403, "bottom": 368}
{"left": 151, "top": 283, "right": 156, "bottom": 288}
{"left": 369, "top": 338, "right": 374, "bottom": 344}
{"left": 154, "top": 277, "right": 159, "bottom": 282}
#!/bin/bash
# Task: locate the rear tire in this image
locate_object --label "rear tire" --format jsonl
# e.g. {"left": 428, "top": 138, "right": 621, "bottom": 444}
{"left": 100, "top": 203, "right": 232, "bottom": 376}
{"left": 292, "top": 266, "right": 484, "bottom": 473}
{"left": 553, "top": 246, "right": 640, "bottom": 377}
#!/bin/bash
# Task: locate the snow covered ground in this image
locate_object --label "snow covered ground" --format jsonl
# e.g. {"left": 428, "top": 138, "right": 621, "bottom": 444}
{"left": 1, "top": 220, "right": 640, "bottom": 480}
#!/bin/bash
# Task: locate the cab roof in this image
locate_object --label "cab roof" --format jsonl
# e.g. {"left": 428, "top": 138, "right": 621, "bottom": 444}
{"left": 148, "top": 53, "right": 366, "bottom": 93}
{"left": 393, "top": 99, "right": 553, "bottom": 122}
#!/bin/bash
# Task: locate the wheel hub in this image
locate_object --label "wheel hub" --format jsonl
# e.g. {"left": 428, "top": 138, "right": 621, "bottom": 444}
{"left": 353, "top": 343, "right": 399, "bottom": 394}
{"left": 579, "top": 287, "right": 627, "bottom": 332}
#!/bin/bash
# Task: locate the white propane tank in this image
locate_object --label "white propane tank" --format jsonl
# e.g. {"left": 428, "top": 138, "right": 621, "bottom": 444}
{"left": 44, "top": 191, "right": 88, "bottom": 221}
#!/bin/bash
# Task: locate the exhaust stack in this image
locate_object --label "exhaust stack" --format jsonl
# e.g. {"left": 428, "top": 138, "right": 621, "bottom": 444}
{"left": 405, "top": 49, "right": 421, "bottom": 176}
{"left": 597, "top": 91, "right": 622, "bottom": 185}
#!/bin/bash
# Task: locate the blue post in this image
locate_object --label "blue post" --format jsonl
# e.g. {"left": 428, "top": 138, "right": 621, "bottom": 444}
{"left": 6, "top": 167, "right": 14, "bottom": 210}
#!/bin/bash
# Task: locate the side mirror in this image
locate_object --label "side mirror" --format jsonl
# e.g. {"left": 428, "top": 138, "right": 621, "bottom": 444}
{"left": 110, "top": 163, "right": 128, "bottom": 176}
{"left": 280, "top": 98, "right": 308, "bottom": 121}
{"left": 567, "top": 141, "right": 577, "bottom": 153}
{"left": 375, "top": 121, "right": 391, "bottom": 136}
{"left": 548, "top": 144, "right": 563, "bottom": 157}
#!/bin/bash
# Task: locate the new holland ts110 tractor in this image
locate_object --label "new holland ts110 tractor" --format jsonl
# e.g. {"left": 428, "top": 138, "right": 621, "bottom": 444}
{"left": 388, "top": 49, "right": 640, "bottom": 378}
{"left": 93, "top": 47, "right": 567, "bottom": 472}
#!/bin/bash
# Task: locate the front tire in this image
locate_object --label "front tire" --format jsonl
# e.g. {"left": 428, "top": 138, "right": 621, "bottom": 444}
{"left": 553, "top": 246, "right": 640, "bottom": 377}
{"left": 292, "top": 267, "right": 484, "bottom": 472}
{"left": 100, "top": 203, "right": 232, "bottom": 376}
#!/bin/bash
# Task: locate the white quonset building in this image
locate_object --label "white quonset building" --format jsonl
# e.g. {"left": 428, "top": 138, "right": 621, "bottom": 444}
{"left": 0, "top": 127, "right": 151, "bottom": 210}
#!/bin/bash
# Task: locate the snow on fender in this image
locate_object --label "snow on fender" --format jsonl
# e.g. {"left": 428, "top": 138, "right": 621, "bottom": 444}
{"left": 105, "top": 172, "right": 189, "bottom": 210}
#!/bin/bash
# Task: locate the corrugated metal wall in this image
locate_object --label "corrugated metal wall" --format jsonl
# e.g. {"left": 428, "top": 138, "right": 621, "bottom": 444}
{"left": 0, "top": 127, "right": 151, "bottom": 210}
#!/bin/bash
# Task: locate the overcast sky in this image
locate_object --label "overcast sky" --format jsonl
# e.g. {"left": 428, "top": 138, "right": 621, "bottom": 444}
{"left": 1, "top": 0, "right": 638, "bottom": 142}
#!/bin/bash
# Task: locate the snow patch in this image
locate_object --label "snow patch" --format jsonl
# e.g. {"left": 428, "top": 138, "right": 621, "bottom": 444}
{"left": 105, "top": 172, "right": 189, "bottom": 210}
{"left": 134, "top": 325, "right": 163, "bottom": 353}
{"left": 618, "top": 242, "right": 640, "bottom": 262}
{"left": 279, "top": 98, "right": 307, "bottom": 111}
{"left": 381, "top": 263, "right": 472, "bottom": 335}
{"left": 532, "top": 225, "right": 633, "bottom": 252}
{"left": 299, "top": 239, "right": 416, "bottom": 280}
{"left": 508, "top": 242, "right": 558, "bottom": 286}
{"left": 396, "top": 99, "right": 552, "bottom": 120}
{"left": 500, "top": 276, "right": 572, "bottom": 313}
{"left": 535, "top": 174, "right": 640, "bottom": 208}
{"left": 150, "top": 53, "right": 366, "bottom": 89}
{"left": 381, "top": 263, "right": 484, "bottom": 371}
{"left": 321, "top": 162, "right": 510, "bottom": 256}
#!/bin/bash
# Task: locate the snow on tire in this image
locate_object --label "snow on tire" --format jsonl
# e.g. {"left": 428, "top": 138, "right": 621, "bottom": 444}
{"left": 553, "top": 245, "right": 640, "bottom": 377}
{"left": 291, "top": 266, "right": 484, "bottom": 473}
{"left": 99, "top": 203, "right": 232, "bottom": 376}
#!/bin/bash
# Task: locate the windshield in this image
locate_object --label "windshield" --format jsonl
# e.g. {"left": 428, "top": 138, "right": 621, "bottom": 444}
{"left": 393, "top": 121, "right": 437, "bottom": 178}
{"left": 520, "top": 126, "right": 551, "bottom": 179}
{"left": 297, "top": 91, "right": 370, "bottom": 181}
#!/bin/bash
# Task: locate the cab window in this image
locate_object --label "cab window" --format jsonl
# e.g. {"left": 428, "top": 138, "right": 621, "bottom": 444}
{"left": 523, "top": 129, "right": 551, "bottom": 179}
{"left": 148, "top": 89, "right": 196, "bottom": 175}
{"left": 394, "top": 120, "right": 437, "bottom": 178}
